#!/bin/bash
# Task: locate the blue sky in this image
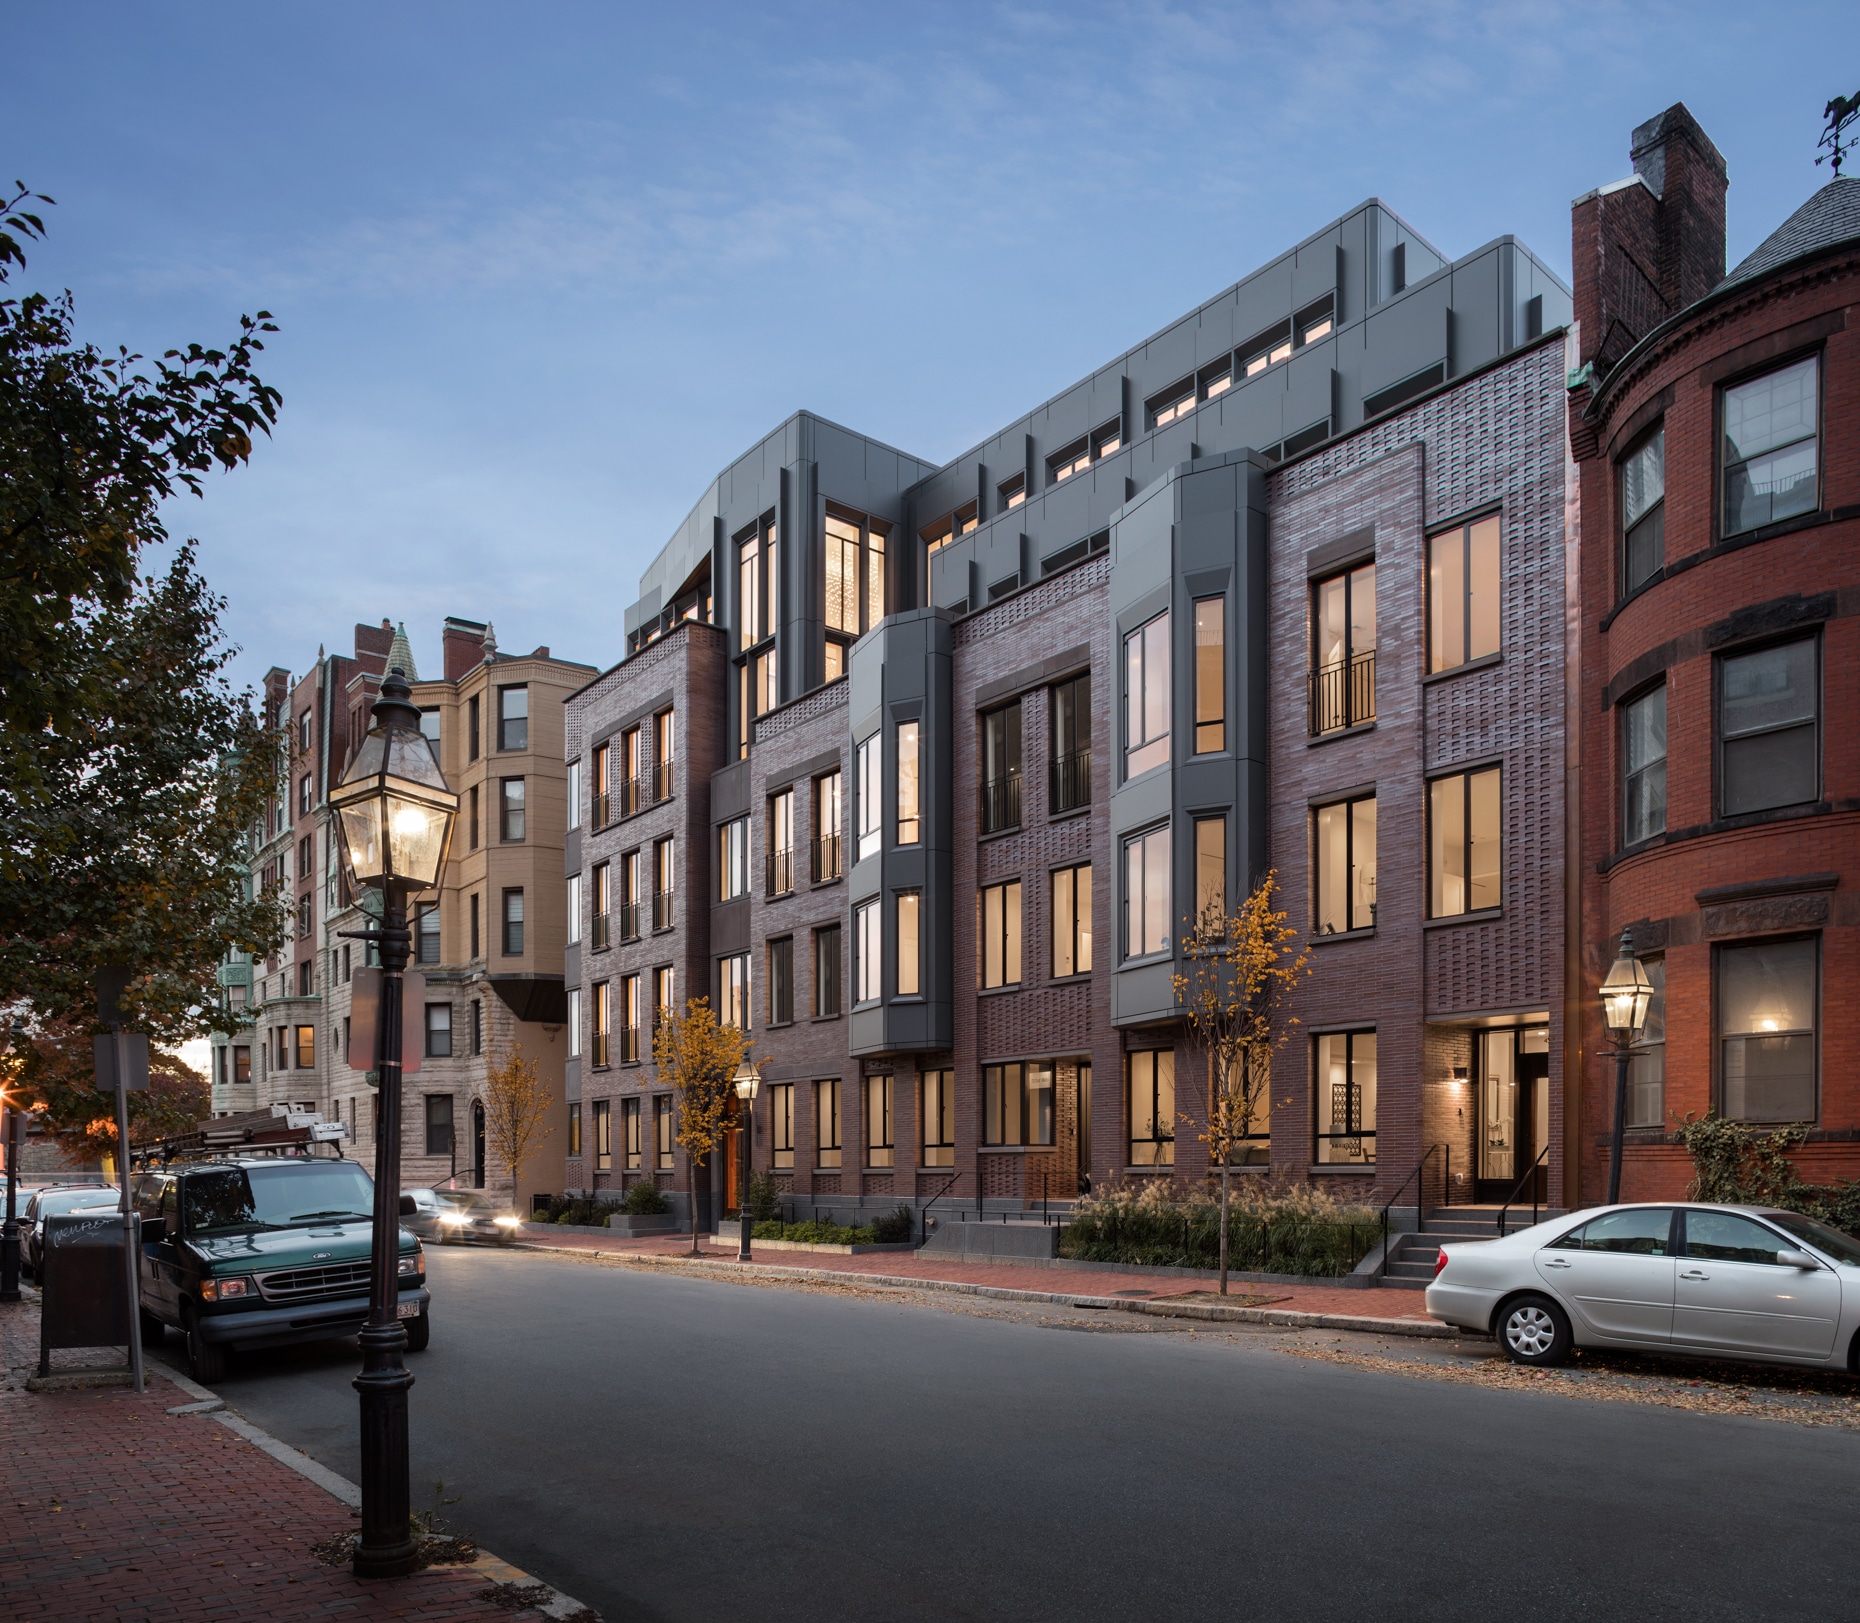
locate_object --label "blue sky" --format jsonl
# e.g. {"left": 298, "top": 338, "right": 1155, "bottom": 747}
{"left": 7, "top": 1, "right": 1855, "bottom": 693}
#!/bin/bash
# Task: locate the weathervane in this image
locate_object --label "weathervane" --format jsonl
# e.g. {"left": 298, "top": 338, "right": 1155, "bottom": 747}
{"left": 1819, "top": 90, "right": 1860, "bottom": 176}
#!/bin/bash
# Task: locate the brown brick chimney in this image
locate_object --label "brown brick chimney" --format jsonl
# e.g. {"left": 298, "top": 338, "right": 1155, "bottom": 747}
{"left": 442, "top": 617, "right": 489, "bottom": 681}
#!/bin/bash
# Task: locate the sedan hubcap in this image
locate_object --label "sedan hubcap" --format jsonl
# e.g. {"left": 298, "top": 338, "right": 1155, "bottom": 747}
{"left": 1507, "top": 1306, "right": 1556, "bottom": 1356}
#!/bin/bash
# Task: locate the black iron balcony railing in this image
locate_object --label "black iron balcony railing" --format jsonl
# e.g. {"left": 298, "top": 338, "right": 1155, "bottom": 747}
{"left": 1049, "top": 747, "right": 1091, "bottom": 814}
{"left": 591, "top": 791, "right": 611, "bottom": 829}
{"left": 1308, "top": 650, "right": 1377, "bottom": 736}
{"left": 618, "top": 900, "right": 642, "bottom": 942}
{"left": 591, "top": 911, "right": 610, "bottom": 951}
{"left": 592, "top": 1030, "right": 611, "bottom": 1068}
{"left": 619, "top": 1025, "right": 640, "bottom": 1064}
{"left": 651, "top": 888, "right": 675, "bottom": 931}
{"left": 980, "top": 770, "right": 1022, "bottom": 835}
{"left": 812, "top": 832, "right": 843, "bottom": 883}
{"left": 767, "top": 847, "right": 794, "bottom": 897}
{"left": 650, "top": 756, "right": 675, "bottom": 805}
{"left": 618, "top": 775, "right": 641, "bottom": 818}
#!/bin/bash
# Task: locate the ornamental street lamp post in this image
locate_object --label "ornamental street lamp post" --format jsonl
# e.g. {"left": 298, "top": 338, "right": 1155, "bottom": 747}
{"left": 328, "top": 668, "right": 458, "bottom": 1581}
{"left": 1600, "top": 928, "right": 1655, "bottom": 1206}
{"left": 733, "top": 1060, "right": 760, "bottom": 1263}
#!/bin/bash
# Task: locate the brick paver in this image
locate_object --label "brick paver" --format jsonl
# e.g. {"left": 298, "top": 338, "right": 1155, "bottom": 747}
{"left": 519, "top": 1228, "right": 1442, "bottom": 1324}
{"left": 0, "top": 1299, "right": 535, "bottom": 1623}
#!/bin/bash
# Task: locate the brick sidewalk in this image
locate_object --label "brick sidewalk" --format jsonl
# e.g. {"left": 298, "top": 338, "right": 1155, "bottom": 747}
{"left": 0, "top": 1299, "right": 550, "bottom": 1623}
{"left": 519, "top": 1229, "right": 1443, "bottom": 1326}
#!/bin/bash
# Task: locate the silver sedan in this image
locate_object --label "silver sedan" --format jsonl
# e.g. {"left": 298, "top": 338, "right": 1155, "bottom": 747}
{"left": 1426, "top": 1202, "right": 1860, "bottom": 1371}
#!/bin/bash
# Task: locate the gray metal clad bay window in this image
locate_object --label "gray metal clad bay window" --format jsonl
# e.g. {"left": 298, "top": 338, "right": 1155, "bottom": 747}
{"left": 1717, "top": 937, "right": 1816, "bottom": 1122}
{"left": 1723, "top": 356, "right": 1818, "bottom": 537}
{"left": 854, "top": 900, "right": 880, "bottom": 1005}
{"left": 896, "top": 892, "right": 921, "bottom": 996}
{"left": 1123, "top": 825, "right": 1170, "bottom": 958}
{"left": 1621, "top": 427, "right": 1666, "bottom": 593}
{"left": 1622, "top": 685, "right": 1667, "bottom": 845}
{"left": 498, "top": 685, "right": 528, "bottom": 751}
{"left": 856, "top": 734, "right": 881, "bottom": 859}
{"left": 768, "top": 788, "right": 795, "bottom": 896}
{"left": 1626, "top": 958, "right": 1666, "bottom": 1128}
{"left": 1193, "top": 597, "right": 1225, "bottom": 753}
{"left": 1124, "top": 612, "right": 1170, "bottom": 778}
{"left": 1718, "top": 639, "right": 1817, "bottom": 816}
{"left": 1194, "top": 815, "right": 1226, "bottom": 924}
{"left": 1315, "top": 794, "right": 1376, "bottom": 934}
{"left": 718, "top": 817, "right": 750, "bottom": 900}
{"left": 896, "top": 723, "right": 920, "bottom": 845}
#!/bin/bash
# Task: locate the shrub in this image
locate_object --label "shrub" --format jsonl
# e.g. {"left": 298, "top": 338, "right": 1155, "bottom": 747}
{"left": 548, "top": 1196, "right": 619, "bottom": 1227}
{"left": 1058, "top": 1176, "right": 1378, "bottom": 1276}
{"left": 621, "top": 1180, "right": 671, "bottom": 1216}
{"left": 870, "top": 1204, "right": 915, "bottom": 1244}
{"left": 1677, "top": 1113, "right": 1860, "bottom": 1235}
{"left": 745, "top": 1170, "right": 783, "bottom": 1224}
{"left": 749, "top": 1215, "right": 881, "bottom": 1245}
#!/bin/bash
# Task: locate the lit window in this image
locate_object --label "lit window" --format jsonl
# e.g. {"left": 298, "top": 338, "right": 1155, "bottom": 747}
{"left": 719, "top": 953, "right": 749, "bottom": 1030}
{"left": 854, "top": 900, "right": 881, "bottom": 1005}
{"left": 1194, "top": 816, "right": 1225, "bottom": 924}
{"left": 922, "top": 1069, "right": 955, "bottom": 1166}
{"left": 1050, "top": 863, "right": 1092, "bottom": 977}
{"left": 1428, "top": 767, "right": 1501, "bottom": 917}
{"left": 816, "top": 1078, "right": 842, "bottom": 1168}
{"left": 856, "top": 734, "right": 881, "bottom": 860}
{"left": 1124, "top": 825, "right": 1171, "bottom": 957}
{"left": 1199, "top": 357, "right": 1232, "bottom": 400}
{"left": 1127, "top": 1050, "right": 1174, "bottom": 1165}
{"left": 998, "top": 472, "right": 1026, "bottom": 510}
{"left": 1091, "top": 419, "right": 1121, "bottom": 460}
{"left": 1311, "top": 562, "right": 1377, "bottom": 734}
{"left": 718, "top": 818, "right": 749, "bottom": 900}
{"left": 1147, "top": 377, "right": 1195, "bottom": 429}
{"left": 1722, "top": 356, "right": 1818, "bottom": 538}
{"left": 1625, "top": 960, "right": 1666, "bottom": 1128}
{"left": 1193, "top": 597, "right": 1225, "bottom": 753}
{"left": 1622, "top": 686, "right": 1667, "bottom": 845}
{"left": 980, "top": 701, "right": 1021, "bottom": 832}
{"left": 978, "top": 880, "right": 1022, "bottom": 989}
{"left": 896, "top": 722, "right": 920, "bottom": 845}
{"left": 865, "top": 1076, "right": 893, "bottom": 1167}
{"left": 825, "top": 506, "right": 887, "bottom": 638}
{"left": 1124, "top": 611, "right": 1170, "bottom": 778}
{"left": 1718, "top": 937, "right": 1816, "bottom": 1122}
{"left": 896, "top": 892, "right": 921, "bottom": 996}
{"left": 1315, "top": 794, "right": 1377, "bottom": 934}
{"left": 984, "top": 1062, "right": 1054, "bottom": 1147}
{"left": 1315, "top": 1031, "right": 1376, "bottom": 1164}
{"left": 1048, "top": 437, "right": 1090, "bottom": 483}
{"left": 1427, "top": 515, "right": 1501, "bottom": 673}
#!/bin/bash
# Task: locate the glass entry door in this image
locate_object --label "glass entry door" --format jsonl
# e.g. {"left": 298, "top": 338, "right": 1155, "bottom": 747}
{"left": 1477, "top": 1029, "right": 1549, "bottom": 1202}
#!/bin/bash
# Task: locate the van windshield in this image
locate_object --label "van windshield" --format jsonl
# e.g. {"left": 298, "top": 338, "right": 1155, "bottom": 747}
{"left": 184, "top": 1162, "right": 376, "bottom": 1235}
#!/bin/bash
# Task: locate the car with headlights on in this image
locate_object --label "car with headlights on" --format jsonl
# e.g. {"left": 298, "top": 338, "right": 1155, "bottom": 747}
{"left": 403, "top": 1184, "right": 522, "bottom": 1245}
{"left": 1426, "top": 1202, "right": 1860, "bottom": 1372}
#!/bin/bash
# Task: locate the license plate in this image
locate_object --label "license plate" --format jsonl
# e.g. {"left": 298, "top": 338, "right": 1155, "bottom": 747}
{"left": 396, "top": 1300, "right": 422, "bottom": 1320}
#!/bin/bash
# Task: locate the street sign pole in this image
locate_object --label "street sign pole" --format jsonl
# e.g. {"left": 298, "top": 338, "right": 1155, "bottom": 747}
{"left": 112, "top": 1022, "right": 144, "bottom": 1393}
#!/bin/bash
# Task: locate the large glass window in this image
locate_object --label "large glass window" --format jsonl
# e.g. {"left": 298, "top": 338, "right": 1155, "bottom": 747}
{"left": 737, "top": 514, "right": 777, "bottom": 648}
{"left": 1127, "top": 1050, "right": 1174, "bottom": 1166}
{"left": 1311, "top": 562, "right": 1376, "bottom": 733}
{"left": 769, "top": 1083, "right": 794, "bottom": 1170}
{"left": 500, "top": 777, "right": 526, "bottom": 842}
{"left": 856, "top": 734, "right": 881, "bottom": 859}
{"left": 816, "top": 1078, "right": 842, "bottom": 1168}
{"left": 979, "top": 880, "right": 1022, "bottom": 989}
{"left": 719, "top": 953, "right": 749, "bottom": 1030}
{"left": 896, "top": 892, "right": 921, "bottom": 996}
{"left": 1723, "top": 356, "right": 1818, "bottom": 537}
{"left": 1315, "top": 1031, "right": 1376, "bottom": 1164}
{"left": 1049, "top": 673, "right": 1091, "bottom": 814}
{"left": 1316, "top": 794, "right": 1377, "bottom": 934}
{"left": 718, "top": 817, "right": 750, "bottom": 900}
{"left": 896, "top": 722, "right": 920, "bottom": 845}
{"left": 1193, "top": 597, "right": 1225, "bottom": 754}
{"left": 1718, "top": 937, "right": 1816, "bottom": 1122}
{"left": 815, "top": 923, "right": 842, "bottom": 1017}
{"left": 824, "top": 506, "right": 888, "bottom": 669}
{"left": 497, "top": 685, "right": 528, "bottom": 751}
{"left": 1124, "top": 611, "right": 1171, "bottom": 778}
{"left": 981, "top": 701, "right": 1022, "bottom": 833}
{"left": 984, "top": 1062, "right": 1055, "bottom": 1147}
{"left": 854, "top": 900, "right": 881, "bottom": 1005}
{"left": 1194, "top": 816, "right": 1226, "bottom": 926}
{"left": 1051, "top": 864, "right": 1093, "bottom": 977}
{"left": 1427, "top": 515, "right": 1501, "bottom": 673}
{"left": 1626, "top": 957, "right": 1666, "bottom": 1129}
{"left": 866, "top": 1075, "right": 893, "bottom": 1168}
{"left": 1428, "top": 767, "right": 1501, "bottom": 917}
{"left": 814, "top": 770, "right": 843, "bottom": 881}
{"left": 1124, "top": 825, "right": 1171, "bottom": 958}
{"left": 1622, "top": 685, "right": 1667, "bottom": 845}
{"left": 922, "top": 1069, "right": 955, "bottom": 1167}
{"left": 1621, "top": 427, "right": 1665, "bottom": 594}
{"left": 767, "top": 789, "right": 794, "bottom": 897}
{"left": 1719, "top": 638, "right": 1817, "bottom": 816}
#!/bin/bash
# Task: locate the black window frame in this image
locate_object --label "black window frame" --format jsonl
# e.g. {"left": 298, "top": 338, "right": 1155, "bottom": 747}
{"left": 814, "top": 923, "right": 842, "bottom": 1017}
{"left": 768, "top": 935, "right": 794, "bottom": 1027}
{"left": 500, "top": 776, "right": 526, "bottom": 843}
{"left": 424, "top": 1002, "right": 452, "bottom": 1059}
{"left": 497, "top": 684, "right": 529, "bottom": 752}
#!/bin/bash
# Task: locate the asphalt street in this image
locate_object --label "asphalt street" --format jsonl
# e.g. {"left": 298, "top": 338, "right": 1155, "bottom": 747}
{"left": 199, "top": 1247, "right": 1860, "bottom": 1623}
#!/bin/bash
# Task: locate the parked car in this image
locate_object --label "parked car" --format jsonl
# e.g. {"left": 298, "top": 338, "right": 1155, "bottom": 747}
{"left": 1426, "top": 1202, "right": 1860, "bottom": 1372}
{"left": 21, "top": 1186, "right": 121, "bottom": 1283}
{"left": 131, "top": 1155, "right": 428, "bottom": 1384}
{"left": 402, "top": 1183, "right": 522, "bottom": 1246}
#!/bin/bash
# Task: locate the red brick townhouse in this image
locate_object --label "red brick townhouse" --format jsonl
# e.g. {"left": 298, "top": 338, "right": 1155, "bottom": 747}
{"left": 1571, "top": 104, "right": 1860, "bottom": 1199}
{"left": 563, "top": 186, "right": 1579, "bottom": 1229}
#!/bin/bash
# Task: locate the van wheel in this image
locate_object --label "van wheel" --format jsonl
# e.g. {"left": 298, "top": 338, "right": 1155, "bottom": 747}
{"left": 138, "top": 1308, "right": 166, "bottom": 1346}
{"left": 1499, "top": 1293, "right": 1572, "bottom": 1367}
{"left": 186, "top": 1321, "right": 228, "bottom": 1385}
{"left": 404, "top": 1309, "right": 431, "bottom": 1353}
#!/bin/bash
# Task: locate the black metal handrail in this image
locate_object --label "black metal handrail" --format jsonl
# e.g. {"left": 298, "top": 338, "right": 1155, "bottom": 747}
{"left": 766, "top": 848, "right": 794, "bottom": 897}
{"left": 650, "top": 756, "right": 675, "bottom": 804}
{"left": 812, "top": 832, "right": 842, "bottom": 882}
{"left": 1496, "top": 1144, "right": 1550, "bottom": 1235}
{"left": 591, "top": 911, "right": 610, "bottom": 951}
{"left": 618, "top": 775, "right": 641, "bottom": 818}
{"left": 618, "top": 1025, "right": 639, "bottom": 1065}
{"left": 651, "top": 888, "right": 674, "bottom": 930}
{"left": 1308, "top": 649, "right": 1377, "bottom": 736}
{"left": 916, "top": 1170, "right": 962, "bottom": 1245}
{"left": 980, "top": 771, "right": 1021, "bottom": 833}
{"left": 618, "top": 900, "right": 642, "bottom": 941}
{"left": 1049, "top": 748, "right": 1091, "bottom": 814}
{"left": 1378, "top": 1143, "right": 1443, "bottom": 1278}
{"left": 591, "top": 791, "right": 611, "bottom": 829}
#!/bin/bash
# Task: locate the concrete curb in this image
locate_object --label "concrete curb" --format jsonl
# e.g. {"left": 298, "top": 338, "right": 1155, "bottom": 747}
{"left": 518, "top": 1242, "right": 1454, "bottom": 1339}
{"left": 144, "top": 1355, "right": 600, "bottom": 1619}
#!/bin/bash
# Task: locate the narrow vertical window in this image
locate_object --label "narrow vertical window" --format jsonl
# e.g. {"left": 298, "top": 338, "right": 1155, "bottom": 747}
{"left": 1621, "top": 427, "right": 1666, "bottom": 594}
{"left": 470, "top": 999, "right": 482, "bottom": 1057}
{"left": 620, "top": 851, "right": 641, "bottom": 939}
{"left": 718, "top": 818, "right": 749, "bottom": 900}
{"left": 854, "top": 900, "right": 881, "bottom": 1005}
{"left": 498, "top": 685, "right": 529, "bottom": 750}
{"left": 591, "top": 741, "right": 609, "bottom": 826}
{"left": 1622, "top": 686, "right": 1667, "bottom": 846}
{"left": 1194, "top": 816, "right": 1226, "bottom": 925}
{"left": 653, "top": 709, "right": 675, "bottom": 801}
{"left": 978, "top": 880, "right": 1022, "bottom": 989}
{"left": 922, "top": 1069, "right": 955, "bottom": 1166}
{"left": 500, "top": 777, "right": 526, "bottom": 842}
{"left": 1311, "top": 562, "right": 1377, "bottom": 734}
{"left": 1718, "top": 639, "right": 1817, "bottom": 816}
{"left": 565, "top": 873, "right": 581, "bottom": 947}
{"left": 623, "top": 1097, "right": 642, "bottom": 1169}
{"left": 1123, "top": 825, "right": 1171, "bottom": 957}
{"left": 980, "top": 702, "right": 1022, "bottom": 832}
{"left": 1125, "top": 611, "right": 1171, "bottom": 777}
{"left": 1193, "top": 597, "right": 1225, "bottom": 754}
{"left": 896, "top": 892, "right": 921, "bottom": 996}
{"left": 896, "top": 722, "right": 921, "bottom": 844}
{"left": 739, "top": 524, "right": 764, "bottom": 646}
{"left": 1625, "top": 959, "right": 1666, "bottom": 1128}
{"left": 865, "top": 1075, "right": 894, "bottom": 1167}
{"left": 653, "top": 838, "right": 674, "bottom": 928}
{"left": 591, "top": 980, "right": 610, "bottom": 1067}
{"left": 1428, "top": 768, "right": 1501, "bottom": 917}
{"left": 1127, "top": 1050, "right": 1175, "bottom": 1166}
{"left": 816, "top": 1079, "right": 842, "bottom": 1168}
{"left": 1050, "top": 863, "right": 1093, "bottom": 977}
{"left": 619, "top": 974, "right": 640, "bottom": 1062}
{"left": 1049, "top": 673, "right": 1091, "bottom": 813}
{"left": 1722, "top": 356, "right": 1819, "bottom": 537}
{"left": 719, "top": 954, "right": 749, "bottom": 1029}
{"left": 566, "top": 758, "right": 581, "bottom": 831}
{"left": 469, "top": 785, "right": 479, "bottom": 850}
{"left": 815, "top": 924, "right": 842, "bottom": 1016}
{"left": 768, "top": 936, "right": 794, "bottom": 1025}
{"left": 814, "top": 770, "right": 843, "bottom": 880}
{"left": 1427, "top": 515, "right": 1501, "bottom": 673}
{"left": 502, "top": 888, "right": 525, "bottom": 955}
{"left": 569, "top": 1103, "right": 582, "bottom": 1158}
{"left": 856, "top": 735, "right": 881, "bottom": 859}
{"left": 1315, "top": 1031, "right": 1377, "bottom": 1164}
{"left": 655, "top": 1095, "right": 674, "bottom": 1169}
{"left": 467, "top": 694, "right": 480, "bottom": 762}
{"left": 593, "top": 1099, "right": 612, "bottom": 1172}
{"left": 566, "top": 987, "right": 581, "bottom": 1059}
{"left": 1315, "top": 794, "right": 1378, "bottom": 934}
{"left": 768, "top": 1084, "right": 794, "bottom": 1169}
{"left": 767, "top": 789, "right": 794, "bottom": 897}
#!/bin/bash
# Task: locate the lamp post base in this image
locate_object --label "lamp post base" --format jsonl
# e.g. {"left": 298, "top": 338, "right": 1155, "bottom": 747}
{"left": 352, "top": 1321, "right": 418, "bottom": 1579}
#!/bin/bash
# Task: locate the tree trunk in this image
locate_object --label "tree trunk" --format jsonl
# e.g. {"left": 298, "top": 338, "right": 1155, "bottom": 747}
{"left": 690, "top": 1155, "right": 708, "bottom": 1255}
{"left": 1219, "top": 1160, "right": 1231, "bottom": 1296}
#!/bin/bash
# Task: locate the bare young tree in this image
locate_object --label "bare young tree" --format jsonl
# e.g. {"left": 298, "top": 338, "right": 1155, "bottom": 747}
{"left": 652, "top": 996, "right": 748, "bottom": 1255}
{"left": 1173, "top": 870, "right": 1311, "bottom": 1295}
{"left": 483, "top": 1042, "right": 554, "bottom": 1208}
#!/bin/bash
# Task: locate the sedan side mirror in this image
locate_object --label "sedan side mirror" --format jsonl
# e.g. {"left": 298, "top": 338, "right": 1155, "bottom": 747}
{"left": 399, "top": 1194, "right": 417, "bottom": 1217}
{"left": 1776, "top": 1248, "right": 1817, "bottom": 1269}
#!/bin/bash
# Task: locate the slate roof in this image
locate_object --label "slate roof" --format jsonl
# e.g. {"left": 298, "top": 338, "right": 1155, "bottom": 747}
{"left": 1718, "top": 175, "right": 1860, "bottom": 290}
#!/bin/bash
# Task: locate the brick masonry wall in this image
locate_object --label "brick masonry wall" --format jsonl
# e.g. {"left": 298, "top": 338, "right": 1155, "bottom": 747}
{"left": 1574, "top": 242, "right": 1860, "bottom": 1200}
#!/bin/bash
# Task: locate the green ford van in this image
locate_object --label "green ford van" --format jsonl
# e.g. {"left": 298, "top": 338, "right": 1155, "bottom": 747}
{"left": 131, "top": 1155, "right": 428, "bottom": 1384}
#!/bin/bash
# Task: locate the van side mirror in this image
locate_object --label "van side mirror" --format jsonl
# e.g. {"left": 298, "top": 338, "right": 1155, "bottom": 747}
{"left": 1776, "top": 1247, "right": 1817, "bottom": 1269}
{"left": 399, "top": 1194, "right": 417, "bottom": 1217}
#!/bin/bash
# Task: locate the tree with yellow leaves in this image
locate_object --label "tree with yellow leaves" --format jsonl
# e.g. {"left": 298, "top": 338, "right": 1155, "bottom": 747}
{"left": 483, "top": 1042, "right": 554, "bottom": 1205}
{"left": 1173, "top": 870, "right": 1311, "bottom": 1295}
{"left": 652, "top": 996, "right": 748, "bottom": 1255}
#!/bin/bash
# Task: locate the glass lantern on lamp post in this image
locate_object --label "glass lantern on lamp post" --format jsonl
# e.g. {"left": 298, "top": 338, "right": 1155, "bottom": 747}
{"left": 328, "top": 667, "right": 457, "bottom": 1580}
{"left": 1600, "top": 928, "right": 1654, "bottom": 1206}
{"left": 733, "top": 1060, "right": 760, "bottom": 1262}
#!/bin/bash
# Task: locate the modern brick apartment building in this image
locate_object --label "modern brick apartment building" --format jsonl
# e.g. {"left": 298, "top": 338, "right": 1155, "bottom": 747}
{"left": 566, "top": 197, "right": 1578, "bottom": 1221}
{"left": 1571, "top": 107, "right": 1860, "bottom": 1199}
